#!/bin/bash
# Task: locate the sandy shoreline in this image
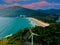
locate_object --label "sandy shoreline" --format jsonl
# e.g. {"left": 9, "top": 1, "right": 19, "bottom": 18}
{"left": 29, "top": 17, "right": 50, "bottom": 27}
{"left": 0, "top": 17, "right": 50, "bottom": 40}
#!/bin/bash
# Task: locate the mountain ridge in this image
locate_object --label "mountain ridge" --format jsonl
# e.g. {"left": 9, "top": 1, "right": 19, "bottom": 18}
{"left": 0, "top": 6, "right": 49, "bottom": 17}
{"left": 37, "top": 9, "right": 60, "bottom": 15}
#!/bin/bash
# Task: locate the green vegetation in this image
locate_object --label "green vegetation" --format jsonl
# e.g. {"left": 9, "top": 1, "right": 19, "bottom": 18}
{"left": 0, "top": 6, "right": 49, "bottom": 17}
{"left": 0, "top": 6, "right": 60, "bottom": 45}
{"left": 0, "top": 38, "right": 9, "bottom": 45}
{"left": 25, "top": 23, "right": 60, "bottom": 45}
{"left": 38, "top": 9, "right": 60, "bottom": 16}
{"left": 0, "top": 23, "right": 60, "bottom": 45}
{"left": 0, "top": 28, "right": 29, "bottom": 45}
{"left": 0, "top": 6, "right": 59, "bottom": 23}
{"left": 32, "top": 15, "right": 58, "bottom": 23}
{"left": 6, "top": 30, "right": 24, "bottom": 45}
{"left": 0, "top": 30, "right": 24, "bottom": 45}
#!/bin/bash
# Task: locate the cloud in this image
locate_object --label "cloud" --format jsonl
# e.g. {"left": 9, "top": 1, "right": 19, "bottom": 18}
{"left": 6, "top": 3, "right": 20, "bottom": 7}
{"left": 5, "top": 0, "right": 13, "bottom": 3}
{"left": 12, "top": 3, "right": 20, "bottom": 6}
{"left": 0, "top": 3, "right": 20, "bottom": 8}
{"left": 22, "top": 1, "right": 48, "bottom": 9}
{"left": 5, "top": 0, "right": 26, "bottom": 3}
{"left": 17, "top": 0, "right": 26, "bottom": 1}
{"left": 22, "top": 4, "right": 34, "bottom": 9}
{"left": 0, "top": 1, "right": 60, "bottom": 9}
{"left": 22, "top": 1, "right": 60, "bottom": 9}
{"left": 0, "top": 4, "right": 4, "bottom": 8}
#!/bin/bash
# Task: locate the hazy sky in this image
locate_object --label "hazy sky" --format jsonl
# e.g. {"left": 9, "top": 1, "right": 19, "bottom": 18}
{"left": 0, "top": 0, "right": 60, "bottom": 9}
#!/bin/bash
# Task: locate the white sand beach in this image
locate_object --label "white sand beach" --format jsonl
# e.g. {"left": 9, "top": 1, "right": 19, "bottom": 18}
{"left": 29, "top": 17, "right": 50, "bottom": 27}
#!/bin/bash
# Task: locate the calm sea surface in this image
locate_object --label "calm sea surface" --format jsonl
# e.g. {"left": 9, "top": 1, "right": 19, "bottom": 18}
{"left": 0, "top": 17, "right": 33, "bottom": 39}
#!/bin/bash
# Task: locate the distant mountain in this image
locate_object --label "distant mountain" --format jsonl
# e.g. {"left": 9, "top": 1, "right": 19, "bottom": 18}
{"left": 0, "top": 6, "right": 59, "bottom": 17}
{"left": 37, "top": 9, "right": 60, "bottom": 15}
{"left": 0, "top": 6, "right": 48, "bottom": 17}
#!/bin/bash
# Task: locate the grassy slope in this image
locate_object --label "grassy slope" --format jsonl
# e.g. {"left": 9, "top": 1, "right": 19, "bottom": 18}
{"left": 0, "top": 38, "right": 8, "bottom": 45}
{"left": 0, "top": 30, "right": 24, "bottom": 45}
{"left": 0, "top": 23, "right": 60, "bottom": 45}
{"left": 0, "top": 37, "right": 23, "bottom": 45}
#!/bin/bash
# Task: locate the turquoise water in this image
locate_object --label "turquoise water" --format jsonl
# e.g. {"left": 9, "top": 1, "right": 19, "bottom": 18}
{"left": 0, "top": 17, "right": 32, "bottom": 39}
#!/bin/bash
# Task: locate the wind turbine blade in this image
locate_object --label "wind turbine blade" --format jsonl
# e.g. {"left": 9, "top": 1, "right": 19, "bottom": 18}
{"left": 33, "top": 33, "right": 39, "bottom": 36}
{"left": 29, "top": 29, "right": 32, "bottom": 33}
{"left": 29, "top": 34, "right": 32, "bottom": 39}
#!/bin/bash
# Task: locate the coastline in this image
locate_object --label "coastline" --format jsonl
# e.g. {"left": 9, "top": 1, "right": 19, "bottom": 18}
{"left": 27, "top": 18, "right": 36, "bottom": 27}
{"left": 3, "top": 34, "right": 12, "bottom": 39}
{"left": 28, "top": 17, "right": 50, "bottom": 27}
{"left": 0, "top": 17, "right": 50, "bottom": 40}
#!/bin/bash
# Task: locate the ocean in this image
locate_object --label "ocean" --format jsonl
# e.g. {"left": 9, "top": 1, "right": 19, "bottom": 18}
{"left": 0, "top": 17, "right": 33, "bottom": 39}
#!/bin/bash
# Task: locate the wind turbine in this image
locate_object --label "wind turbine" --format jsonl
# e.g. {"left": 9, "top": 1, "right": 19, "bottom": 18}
{"left": 29, "top": 29, "right": 39, "bottom": 45}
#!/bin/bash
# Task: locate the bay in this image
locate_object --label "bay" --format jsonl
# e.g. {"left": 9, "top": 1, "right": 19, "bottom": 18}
{"left": 0, "top": 17, "right": 33, "bottom": 39}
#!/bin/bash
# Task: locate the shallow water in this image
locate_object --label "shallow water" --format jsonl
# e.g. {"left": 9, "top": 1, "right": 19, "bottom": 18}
{"left": 0, "top": 17, "right": 32, "bottom": 39}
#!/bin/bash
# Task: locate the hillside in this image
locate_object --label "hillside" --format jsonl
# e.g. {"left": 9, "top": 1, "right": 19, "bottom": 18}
{"left": 0, "top": 29, "right": 24, "bottom": 45}
{"left": 0, "top": 6, "right": 58, "bottom": 23}
{"left": 0, "top": 23, "right": 60, "bottom": 45}
{"left": 0, "top": 6, "right": 47, "bottom": 17}
{"left": 37, "top": 9, "right": 60, "bottom": 16}
{"left": 0, "top": 6, "right": 59, "bottom": 17}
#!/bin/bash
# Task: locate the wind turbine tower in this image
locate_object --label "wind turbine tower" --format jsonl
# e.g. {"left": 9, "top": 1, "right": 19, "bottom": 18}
{"left": 29, "top": 29, "right": 39, "bottom": 45}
